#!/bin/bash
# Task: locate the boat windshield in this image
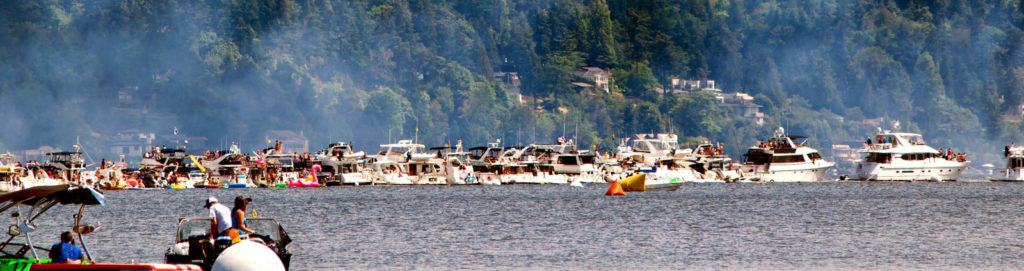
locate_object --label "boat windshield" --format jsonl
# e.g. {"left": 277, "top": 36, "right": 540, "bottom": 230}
{"left": 178, "top": 218, "right": 281, "bottom": 241}
{"left": 632, "top": 140, "right": 676, "bottom": 152}
{"left": 902, "top": 135, "right": 925, "bottom": 145}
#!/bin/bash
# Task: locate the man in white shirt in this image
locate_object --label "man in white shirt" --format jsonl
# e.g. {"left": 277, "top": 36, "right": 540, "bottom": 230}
{"left": 205, "top": 196, "right": 233, "bottom": 239}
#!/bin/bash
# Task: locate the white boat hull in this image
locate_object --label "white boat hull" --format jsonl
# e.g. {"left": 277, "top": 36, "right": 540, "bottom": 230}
{"left": 741, "top": 162, "right": 834, "bottom": 182}
{"left": 341, "top": 172, "right": 371, "bottom": 185}
{"left": 854, "top": 161, "right": 966, "bottom": 181}
{"left": 992, "top": 168, "right": 1024, "bottom": 182}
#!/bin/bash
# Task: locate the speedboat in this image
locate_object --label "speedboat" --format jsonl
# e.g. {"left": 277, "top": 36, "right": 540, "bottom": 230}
{"left": 738, "top": 127, "right": 835, "bottom": 182}
{"left": 852, "top": 129, "right": 967, "bottom": 181}
{"left": 993, "top": 145, "right": 1024, "bottom": 182}
{"left": 0, "top": 185, "right": 202, "bottom": 270}
{"left": 165, "top": 217, "right": 291, "bottom": 270}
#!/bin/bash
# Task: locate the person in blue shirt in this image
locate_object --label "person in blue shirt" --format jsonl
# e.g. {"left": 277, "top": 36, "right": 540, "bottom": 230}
{"left": 49, "top": 231, "right": 83, "bottom": 264}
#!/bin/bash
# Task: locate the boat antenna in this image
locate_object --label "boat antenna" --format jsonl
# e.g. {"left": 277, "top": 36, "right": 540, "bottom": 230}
{"left": 574, "top": 112, "right": 579, "bottom": 149}
{"left": 562, "top": 113, "right": 567, "bottom": 140}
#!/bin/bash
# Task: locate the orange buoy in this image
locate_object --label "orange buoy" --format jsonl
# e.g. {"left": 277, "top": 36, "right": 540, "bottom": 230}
{"left": 605, "top": 180, "right": 626, "bottom": 196}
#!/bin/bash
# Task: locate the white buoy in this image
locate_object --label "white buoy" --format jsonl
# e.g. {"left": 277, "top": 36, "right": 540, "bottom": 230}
{"left": 212, "top": 240, "right": 285, "bottom": 271}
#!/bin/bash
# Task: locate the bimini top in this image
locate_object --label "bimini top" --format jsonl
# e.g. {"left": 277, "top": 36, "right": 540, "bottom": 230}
{"left": 0, "top": 185, "right": 104, "bottom": 214}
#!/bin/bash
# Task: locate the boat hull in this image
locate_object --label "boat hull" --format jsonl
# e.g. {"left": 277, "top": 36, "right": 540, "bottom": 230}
{"left": 992, "top": 168, "right": 1024, "bottom": 182}
{"left": 853, "top": 161, "right": 967, "bottom": 181}
{"left": 742, "top": 163, "right": 834, "bottom": 182}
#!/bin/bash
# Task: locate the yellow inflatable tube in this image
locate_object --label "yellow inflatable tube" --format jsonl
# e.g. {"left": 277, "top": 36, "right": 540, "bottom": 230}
{"left": 618, "top": 173, "right": 646, "bottom": 192}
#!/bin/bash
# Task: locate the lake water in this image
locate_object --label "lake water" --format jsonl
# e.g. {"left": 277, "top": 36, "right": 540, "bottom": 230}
{"left": 25, "top": 183, "right": 1024, "bottom": 270}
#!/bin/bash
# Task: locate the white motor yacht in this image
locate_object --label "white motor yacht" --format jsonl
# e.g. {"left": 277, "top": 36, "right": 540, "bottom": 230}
{"left": 739, "top": 127, "right": 835, "bottom": 182}
{"left": 853, "top": 130, "right": 967, "bottom": 181}
{"left": 993, "top": 145, "right": 1024, "bottom": 182}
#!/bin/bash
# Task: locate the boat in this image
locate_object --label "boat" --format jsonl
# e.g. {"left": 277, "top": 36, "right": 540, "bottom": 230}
{"left": 199, "top": 147, "right": 254, "bottom": 188}
{"left": 405, "top": 157, "right": 450, "bottom": 185}
{"left": 852, "top": 129, "right": 968, "bottom": 181}
{"left": 0, "top": 154, "right": 21, "bottom": 192}
{"left": 993, "top": 145, "right": 1024, "bottom": 182}
{"left": 315, "top": 142, "right": 370, "bottom": 186}
{"left": 547, "top": 150, "right": 603, "bottom": 183}
{"left": 262, "top": 154, "right": 317, "bottom": 188}
{"left": 429, "top": 146, "right": 477, "bottom": 185}
{"left": 738, "top": 127, "right": 835, "bottom": 182}
{"left": 635, "top": 159, "right": 703, "bottom": 188}
{"left": 0, "top": 185, "right": 202, "bottom": 270}
{"left": 165, "top": 216, "right": 291, "bottom": 270}
{"left": 470, "top": 145, "right": 565, "bottom": 185}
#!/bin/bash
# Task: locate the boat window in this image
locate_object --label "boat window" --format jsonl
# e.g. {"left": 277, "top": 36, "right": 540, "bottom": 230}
{"left": 903, "top": 135, "right": 925, "bottom": 145}
{"left": 866, "top": 153, "right": 892, "bottom": 163}
{"left": 244, "top": 219, "right": 282, "bottom": 241}
{"left": 771, "top": 155, "right": 806, "bottom": 163}
{"left": 1012, "top": 158, "right": 1024, "bottom": 168}
{"left": 808, "top": 152, "right": 822, "bottom": 160}
{"left": 632, "top": 142, "right": 651, "bottom": 152}
{"left": 558, "top": 156, "right": 580, "bottom": 165}
{"left": 900, "top": 153, "right": 936, "bottom": 160}
{"left": 875, "top": 135, "right": 896, "bottom": 144}
{"left": 580, "top": 155, "right": 596, "bottom": 164}
{"left": 744, "top": 152, "right": 772, "bottom": 165}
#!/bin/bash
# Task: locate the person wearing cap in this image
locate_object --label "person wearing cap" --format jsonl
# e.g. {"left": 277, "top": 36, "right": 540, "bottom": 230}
{"left": 205, "top": 196, "right": 233, "bottom": 239}
{"left": 231, "top": 196, "right": 256, "bottom": 235}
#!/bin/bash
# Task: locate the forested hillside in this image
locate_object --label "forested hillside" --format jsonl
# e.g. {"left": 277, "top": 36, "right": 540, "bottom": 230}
{"left": 1, "top": 0, "right": 1023, "bottom": 163}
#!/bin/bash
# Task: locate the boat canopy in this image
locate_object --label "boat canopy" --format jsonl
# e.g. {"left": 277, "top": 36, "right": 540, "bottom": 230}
{"left": 0, "top": 185, "right": 104, "bottom": 214}
{"left": 45, "top": 151, "right": 82, "bottom": 156}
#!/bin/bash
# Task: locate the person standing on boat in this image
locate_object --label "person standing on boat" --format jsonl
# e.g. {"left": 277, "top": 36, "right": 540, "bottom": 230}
{"left": 231, "top": 196, "right": 257, "bottom": 235}
{"left": 206, "top": 196, "right": 233, "bottom": 238}
{"left": 49, "top": 231, "right": 83, "bottom": 264}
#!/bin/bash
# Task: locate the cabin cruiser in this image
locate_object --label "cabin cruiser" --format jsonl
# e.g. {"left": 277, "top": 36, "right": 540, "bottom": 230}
{"left": 428, "top": 146, "right": 477, "bottom": 185}
{"left": 369, "top": 159, "right": 410, "bottom": 185}
{"left": 0, "top": 154, "right": 21, "bottom": 192}
{"left": 739, "top": 128, "right": 835, "bottom": 182}
{"left": 405, "top": 158, "right": 449, "bottom": 185}
{"left": 16, "top": 152, "right": 77, "bottom": 189}
{"left": 166, "top": 216, "right": 291, "bottom": 270}
{"left": 200, "top": 147, "right": 255, "bottom": 188}
{"left": 853, "top": 130, "right": 968, "bottom": 181}
{"left": 316, "top": 142, "right": 370, "bottom": 186}
{"left": 993, "top": 145, "right": 1024, "bottom": 182}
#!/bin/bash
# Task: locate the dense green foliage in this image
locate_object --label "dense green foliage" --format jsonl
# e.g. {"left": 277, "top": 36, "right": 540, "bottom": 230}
{"left": 1, "top": 0, "right": 1023, "bottom": 163}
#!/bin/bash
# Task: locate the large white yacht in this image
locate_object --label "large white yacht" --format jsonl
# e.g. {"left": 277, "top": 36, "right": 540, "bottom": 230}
{"left": 993, "top": 145, "right": 1024, "bottom": 182}
{"left": 853, "top": 130, "right": 967, "bottom": 181}
{"left": 617, "top": 133, "right": 683, "bottom": 166}
{"left": 739, "top": 127, "right": 835, "bottom": 182}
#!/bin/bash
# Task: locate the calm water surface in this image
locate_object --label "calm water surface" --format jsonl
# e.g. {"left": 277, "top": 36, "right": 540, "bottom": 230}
{"left": 27, "top": 183, "right": 1024, "bottom": 270}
